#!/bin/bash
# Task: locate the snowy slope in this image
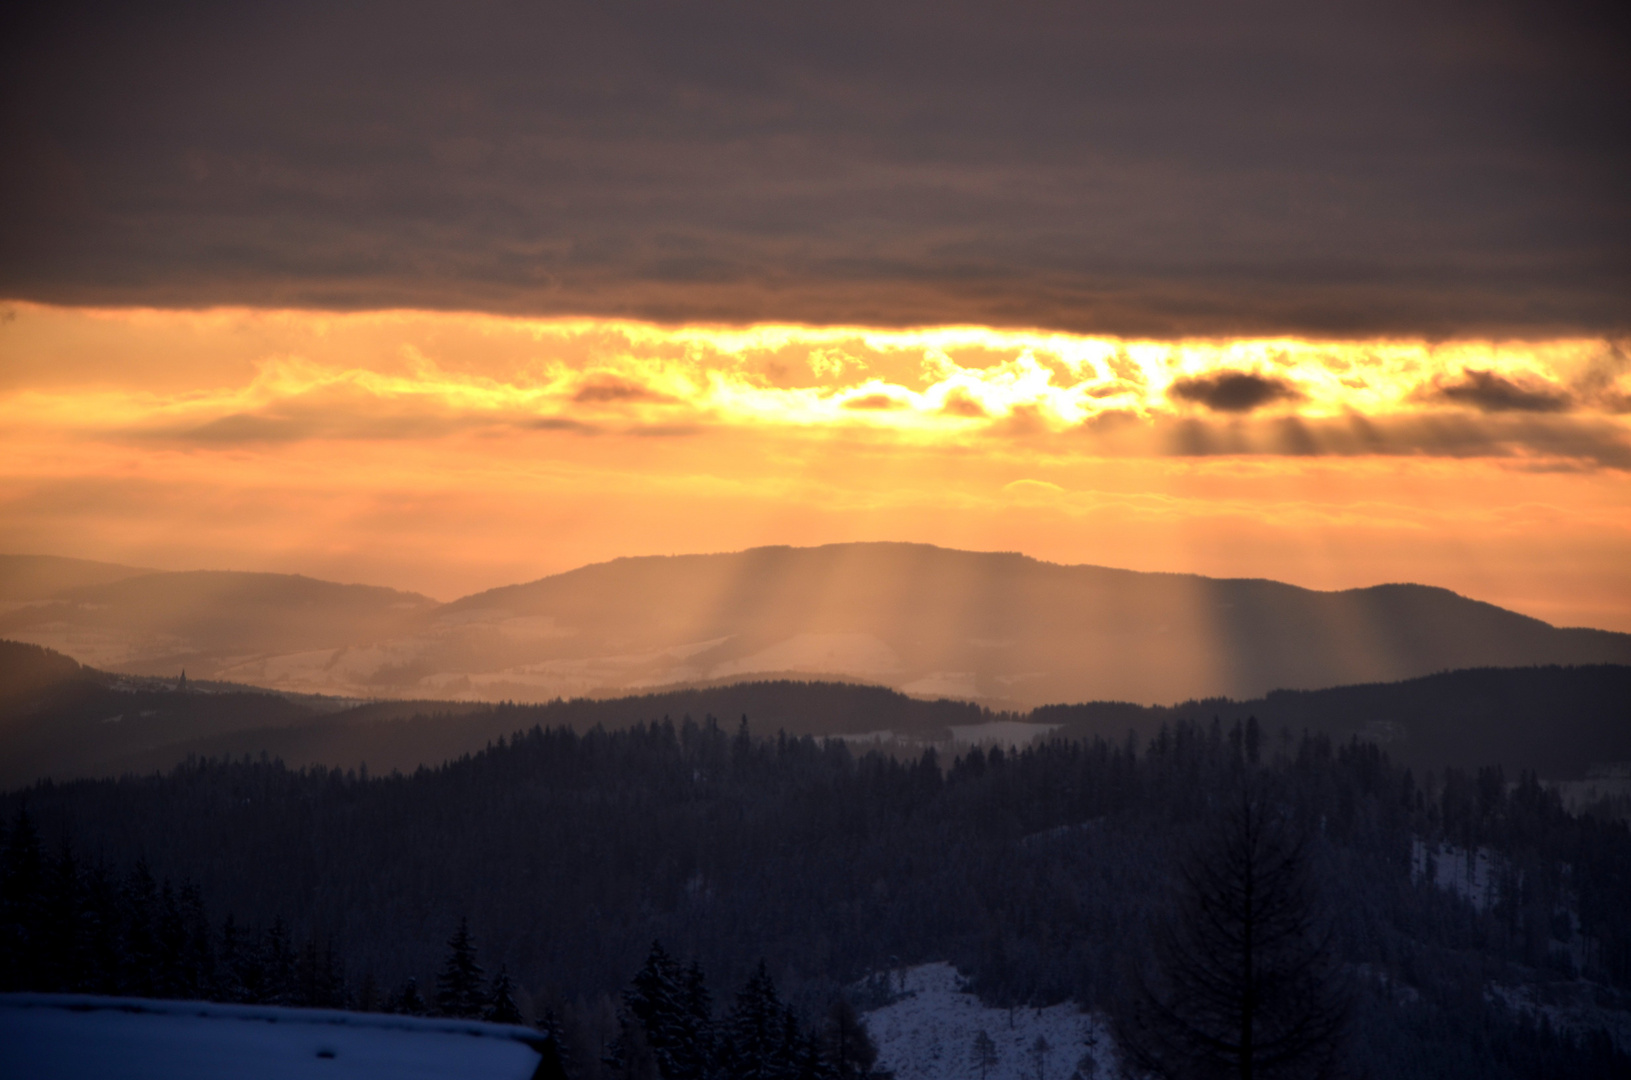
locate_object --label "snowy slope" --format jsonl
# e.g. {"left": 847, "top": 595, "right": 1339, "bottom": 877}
{"left": 862, "top": 964, "right": 1115, "bottom": 1080}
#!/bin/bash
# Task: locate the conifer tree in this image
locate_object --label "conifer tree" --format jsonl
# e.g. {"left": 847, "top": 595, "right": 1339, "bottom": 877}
{"left": 120, "top": 861, "right": 160, "bottom": 997}
{"left": 356, "top": 970, "right": 381, "bottom": 1014}
{"left": 297, "top": 938, "right": 348, "bottom": 1009}
{"left": 607, "top": 1015, "right": 661, "bottom": 1080}
{"left": 38, "top": 839, "right": 85, "bottom": 993}
{"left": 436, "top": 916, "right": 486, "bottom": 1018}
{"left": 615, "top": 942, "right": 716, "bottom": 1080}
{"left": 0, "top": 808, "right": 44, "bottom": 991}
{"left": 826, "top": 999, "right": 880, "bottom": 1080}
{"left": 722, "top": 960, "right": 804, "bottom": 1080}
{"left": 485, "top": 965, "right": 524, "bottom": 1025}
{"left": 263, "top": 917, "right": 297, "bottom": 1005}
{"left": 216, "top": 914, "right": 251, "bottom": 1002}
{"left": 388, "top": 976, "right": 428, "bottom": 1015}
{"left": 177, "top": 883, "right": 214, "bottom": 1000}
{"left": 675, "top": 959, "right": 717, "bottom": 1077}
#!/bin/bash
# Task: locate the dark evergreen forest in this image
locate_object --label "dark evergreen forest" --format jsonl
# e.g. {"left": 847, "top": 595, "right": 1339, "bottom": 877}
{"left": 6, "top": 635, "right": 1629, "bottom": 788}
{"left": 4, "top": 715, "right": 1630, "bottom": 1078}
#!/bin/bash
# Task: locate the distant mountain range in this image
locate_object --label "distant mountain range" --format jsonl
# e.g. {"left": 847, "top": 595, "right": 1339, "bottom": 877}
{"left": 2, "top": 638, "right": 1627, "bottom": 789}
{"left": 3, "top": 544, "right": 1630, "bottom": 707}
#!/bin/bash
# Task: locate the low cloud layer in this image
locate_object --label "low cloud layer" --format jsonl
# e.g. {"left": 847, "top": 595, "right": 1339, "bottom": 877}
{"left": 2, "top": 2, "right": 1627, "bottom": 335}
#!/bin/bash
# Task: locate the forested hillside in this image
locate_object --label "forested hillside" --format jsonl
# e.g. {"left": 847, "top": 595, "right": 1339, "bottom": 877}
{"left": 4, "top": 635, "right": 1627, "bottom": 786}
{"left": 1043, "top": 663, "right": 1631, "bottom": 780}
{"left": 4, "top": 717, "right": 1629, "bottom": 1079}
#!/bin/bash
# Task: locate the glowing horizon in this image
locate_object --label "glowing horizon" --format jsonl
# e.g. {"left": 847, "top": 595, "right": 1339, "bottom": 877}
{"left": 2, "top": 302, "right": 1628, "bottom": 630}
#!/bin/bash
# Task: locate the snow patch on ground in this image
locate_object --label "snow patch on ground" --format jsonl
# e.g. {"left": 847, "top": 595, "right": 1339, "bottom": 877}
{"left": 1486, "top": 981, "right": 1631, "bottom": 1054}
{"left": 1411, "top": 838, "right": 1502, "bottom": 911}
{"left": 948, "top": 722, "right": 1061, "bottom": 748}
{"left": 861, "top": 964, "right": 1113, "bottom": 1080}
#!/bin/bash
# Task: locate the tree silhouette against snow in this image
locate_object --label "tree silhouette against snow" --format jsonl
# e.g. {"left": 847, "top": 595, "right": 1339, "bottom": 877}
{"left": 1030, "top": 1034, "right": 1052, "bottom": 1080}
{"left": 972, "top": 1029, "right": 998, "bottom": 1080}
{"left": 826, "top": 998, "right": 880, "bottom": 1080}
{"left": 1114, "top": 785, "right": 1348, "bottom": 1080}
{"left": 386, "top": 976, "right": 427, "bottom": 1016}
{"left": 484, "top": 964, "right": 523, "bottom": 1025}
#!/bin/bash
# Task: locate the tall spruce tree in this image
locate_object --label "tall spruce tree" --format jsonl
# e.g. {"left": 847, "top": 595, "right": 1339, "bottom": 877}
{"left": 613, "top": 942, "right": 716, "bottom": 1080}
{"left": 436, "top": 917, "right": 485, "bottom": 1018}
{"left": 675, "top": 960, "right": 717, "bottom": 1078}
{"left": 723, "top": 960, "right": 796, "bottom": 1080}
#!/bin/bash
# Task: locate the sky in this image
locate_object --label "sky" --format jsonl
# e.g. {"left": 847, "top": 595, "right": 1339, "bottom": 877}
{"left": 2, "top": 1, "right": 1628, "bottom": 629}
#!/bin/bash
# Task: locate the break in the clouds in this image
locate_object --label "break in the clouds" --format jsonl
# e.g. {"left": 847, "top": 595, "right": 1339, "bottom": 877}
{"left": 5, "top": 305, "right": 1629, "bottom": 467}
{"left": 3, "top": 1, "right": 1628, "bottom": 336}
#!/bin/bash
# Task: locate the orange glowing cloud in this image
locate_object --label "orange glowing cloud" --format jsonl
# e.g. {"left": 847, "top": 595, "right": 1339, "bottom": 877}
{"left": 1, "top": 302, "right": 1628, "bottom": 630}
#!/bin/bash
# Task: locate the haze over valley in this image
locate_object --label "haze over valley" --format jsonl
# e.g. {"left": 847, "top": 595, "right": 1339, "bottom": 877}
{"left": 5, "top": 544, "right": 1628, "bottom": 710}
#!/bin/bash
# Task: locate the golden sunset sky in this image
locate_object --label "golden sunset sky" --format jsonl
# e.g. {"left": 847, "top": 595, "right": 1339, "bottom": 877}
{"left": 3, "top": 302, "right": 1626, "bottom": 630}
{"left": 4, "top": 3, "right": 1627, "bottom": 634}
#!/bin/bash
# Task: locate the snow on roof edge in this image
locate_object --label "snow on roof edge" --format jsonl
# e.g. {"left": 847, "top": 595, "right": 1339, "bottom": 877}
{"left": 0, "top": 993, "right": 550, "bottom": 1046}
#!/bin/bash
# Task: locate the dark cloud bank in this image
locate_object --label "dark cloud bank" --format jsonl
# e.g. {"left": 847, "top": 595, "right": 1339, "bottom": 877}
{"left": 2, "top": 0, "right": 1627, "bottom": 335}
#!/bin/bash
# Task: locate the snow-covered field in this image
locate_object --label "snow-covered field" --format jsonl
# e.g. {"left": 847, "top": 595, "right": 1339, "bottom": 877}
{"left": 862, "top": 964, "right": 1114, "bottom": 1080}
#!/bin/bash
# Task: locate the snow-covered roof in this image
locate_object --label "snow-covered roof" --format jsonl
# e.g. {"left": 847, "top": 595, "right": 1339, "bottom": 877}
{"left": 0, "top": 994, "right": 554, "bottom": 1080}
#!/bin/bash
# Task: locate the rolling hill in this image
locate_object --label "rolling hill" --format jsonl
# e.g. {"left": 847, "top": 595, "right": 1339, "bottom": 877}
{"left": 2, "top": 544, "right": 1629, "bottom": 708}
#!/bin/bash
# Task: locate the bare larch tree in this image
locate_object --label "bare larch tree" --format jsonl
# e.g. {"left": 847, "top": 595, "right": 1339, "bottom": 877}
{"left": 1114, "top": 786, "right": 1349, "bottom": 1080}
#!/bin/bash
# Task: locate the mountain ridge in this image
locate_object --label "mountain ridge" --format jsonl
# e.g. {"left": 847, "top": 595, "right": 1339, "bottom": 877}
{"left": 2, "top": 544, "right": 1627, "bottom": 707}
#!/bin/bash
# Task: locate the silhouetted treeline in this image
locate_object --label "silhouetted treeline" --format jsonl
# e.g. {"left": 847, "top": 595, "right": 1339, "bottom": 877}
{"left": 600, "top": 943, "right": 887, "bottom": 1080}
{"left": 8, "top": 633, "right": 1631, "bottom": 788}
{"left": 4, "top": 715, "right": 1630, "bottom": 1079}
{"left": 1039, "top": 663, "right": 1631, "bottom": 779}
{"left": 0, "top": 812, "right": 349, "bottom": 1007}
{"left": 0, "top": 819, "right": 545, "bottom": 1029}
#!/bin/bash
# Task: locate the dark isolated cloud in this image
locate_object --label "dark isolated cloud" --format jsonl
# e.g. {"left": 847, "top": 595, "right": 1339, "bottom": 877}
{"left": 1, "top": 0, "right": 1627, "bottom": 335}
{"left": 1430, "top": 369, "right": 1574, "bottom": 412}
{"left": 940, "top": 393, "right": 989, "bottom": 418}
{"left": 843, "top": 393, "right": 905, "bottom": 410}
{"left": 1169, "top": 371, "right": 1302, "bottom": 412}
{"left": 573, "top": 379, "right": 666, "bottom": 404}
